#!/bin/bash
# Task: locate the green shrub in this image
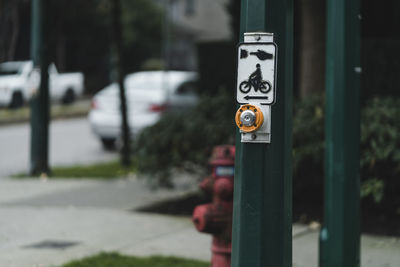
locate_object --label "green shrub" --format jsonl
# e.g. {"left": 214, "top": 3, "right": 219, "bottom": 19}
{"left": 292, "top": 94, "right": 325, "bottom": 196}
{"left": 293, "top": 95, "right": 400, "bottom": 204}
{"left": 136, "top": 92, "right": 400, "bottom": 207}
{"left": 360, "top": 97, "right": 400, "bottom": 203}
{"left": 135, "top": 89, "right": 235, "bottom": 185}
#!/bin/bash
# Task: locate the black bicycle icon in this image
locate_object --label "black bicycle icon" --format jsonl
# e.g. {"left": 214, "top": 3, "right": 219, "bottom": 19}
{"left": 239, "top": 64, "right": 272, "bottom": 94}
{"left": 239, "top": 78, "right": 272, "bottom": 94}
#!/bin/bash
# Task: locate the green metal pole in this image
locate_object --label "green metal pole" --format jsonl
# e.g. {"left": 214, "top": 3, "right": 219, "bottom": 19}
{"left": 111, "top": 0, "right": 131, "bottom": 166}
{"left": 163, "top": 0, "right": 171, "bottom": 70}
{"left": 30, "top": 0, "right": 50, "bottom": 176}
{"left": 231, "top": 0, "right": 293, "bottom": 266}
{"left": 319, "top": 0, "right": 361, "bottom": 266}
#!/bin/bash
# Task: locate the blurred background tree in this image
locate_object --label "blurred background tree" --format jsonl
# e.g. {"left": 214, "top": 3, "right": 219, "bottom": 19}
{"left": 0, "top": 0, "right": 163, "bottom": 94}
{"left": 0, "top": 0, "right": 28, "bottom": 61}
{"left": 2, "top": 0, "right": 400, "bottom": 98}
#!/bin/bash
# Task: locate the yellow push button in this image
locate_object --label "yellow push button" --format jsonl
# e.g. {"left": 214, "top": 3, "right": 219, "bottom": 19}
{"left": 235, "top": 104, "right": 264, "bottom": 132}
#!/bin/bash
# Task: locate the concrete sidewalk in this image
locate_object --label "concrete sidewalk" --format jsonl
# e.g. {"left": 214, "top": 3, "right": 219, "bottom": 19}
{"left": 0, "top": 177, "right": 399, "bottom": 267}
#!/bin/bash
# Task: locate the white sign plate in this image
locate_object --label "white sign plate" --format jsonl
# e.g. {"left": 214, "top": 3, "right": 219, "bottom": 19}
{"left": 236, "top": 43, "right": 277, "bottom": 105}
{"left": 28, "top": 67, "right": 41, "bottom": 97}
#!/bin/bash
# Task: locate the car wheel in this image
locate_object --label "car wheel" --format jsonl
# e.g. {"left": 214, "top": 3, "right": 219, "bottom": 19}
{"left": 101, "top": 138, "right": 116, "bottom": 151}
{"left": 9, "top": 91, "right": 24, "bottom": 109}
{"left": 62, "top": 89, "right": 75, "bottom": 105}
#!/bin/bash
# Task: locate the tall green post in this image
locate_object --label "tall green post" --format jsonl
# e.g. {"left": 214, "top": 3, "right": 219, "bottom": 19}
{"left": 319, "top": 0, "right": 361, "bottom": 266}
{"left": 30, "top": 0, "right": 50, "bottom": 176}
{"left": 111, "top": 0, "right": 131, "bottom": 166}
{"left": 231, "top": 0, "right": 293, "bottom": 266}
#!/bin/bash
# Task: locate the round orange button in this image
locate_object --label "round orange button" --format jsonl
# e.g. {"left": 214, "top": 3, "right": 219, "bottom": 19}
{"left": 235, "top": 104, "right": 264, "bottom": 133}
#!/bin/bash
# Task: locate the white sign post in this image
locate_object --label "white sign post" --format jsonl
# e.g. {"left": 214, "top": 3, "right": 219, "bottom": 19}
{"left": 236, "top": 43, "right": 277, "bottom": 105}
{"left": 28, "top": 67, "right": 41, "bottom": 97}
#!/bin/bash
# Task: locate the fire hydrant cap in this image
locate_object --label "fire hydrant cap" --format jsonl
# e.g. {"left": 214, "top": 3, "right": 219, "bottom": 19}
{"left": 209, "top": 145, "right": 235, "bottom": 166}
{"left": 192, "top": 204, "right": 209, "bottom": 232}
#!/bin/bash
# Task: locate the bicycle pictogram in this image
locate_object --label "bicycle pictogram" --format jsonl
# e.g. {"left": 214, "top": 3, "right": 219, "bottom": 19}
{"left": 239, "top": 64, "right": 272, "bottom": 94}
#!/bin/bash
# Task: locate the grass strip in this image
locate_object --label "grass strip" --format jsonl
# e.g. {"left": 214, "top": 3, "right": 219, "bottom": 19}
{"left": 61, "top": 252, "right": 209, "bottom": 267}
{"left": 14, "top": 161, "right": 137, "bottom": 179}
{"left": 0, "top": 99, "right": 90, "bottom": 126}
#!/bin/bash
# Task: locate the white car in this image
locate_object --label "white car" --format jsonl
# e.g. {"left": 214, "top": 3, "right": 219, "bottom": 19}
{"left": 88, "top": 71, "right": 199, "bottom": 150}
{"left": 0, "top": 61, "right": 32, "bottom": 107}
{"left": 48, "top": 63, "right": 85, "bottom": 104}
{"left": 0, "top": 60, "right": 84, "bottom": 108}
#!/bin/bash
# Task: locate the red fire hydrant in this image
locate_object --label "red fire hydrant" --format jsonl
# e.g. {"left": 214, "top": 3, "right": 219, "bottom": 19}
{"left": 192, "top": 145, "right": 235, "bottom": 267}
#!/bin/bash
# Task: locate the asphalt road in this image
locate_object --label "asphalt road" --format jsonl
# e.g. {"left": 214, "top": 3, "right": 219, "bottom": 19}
{"left": 0, "top": 117, "right": 118, "bottom": 177}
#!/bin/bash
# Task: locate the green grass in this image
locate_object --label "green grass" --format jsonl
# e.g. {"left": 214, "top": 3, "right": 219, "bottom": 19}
{"left": 14, "top": 161, "right": 137, "bottom": 179}
{"left": 0, "top": 106, "right": 29, "bottom": 124}
{"left": 0, "top": 99, "right": 90, "bottom": 125}
{"left": 61, "top": 253, "right": 209, "bottom": 267}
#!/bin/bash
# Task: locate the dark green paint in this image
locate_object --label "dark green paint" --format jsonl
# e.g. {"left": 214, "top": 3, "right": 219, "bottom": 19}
{"left": 30, "top": 0, "right": 50, "bottom": 175}
{"left": 111, "top": 0, "right": 131, "bottom": 166}
{"left": 319, "top": 0, "right": 361, "bottom": 266}
{"left": 232, "top": 0, "right": 293, "bottom": 266}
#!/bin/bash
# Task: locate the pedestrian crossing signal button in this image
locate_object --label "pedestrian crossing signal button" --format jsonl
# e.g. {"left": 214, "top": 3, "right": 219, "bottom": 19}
{"left": 235, "top": 104, "right": 264, "bottom": 133}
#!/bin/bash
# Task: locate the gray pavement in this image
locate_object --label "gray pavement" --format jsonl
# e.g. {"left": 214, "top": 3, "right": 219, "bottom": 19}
{"left": 0, "top": 176, "right": 399, "bottom": 267}
{"left": 0, "top": 118, "right": 117, "bottom": 177}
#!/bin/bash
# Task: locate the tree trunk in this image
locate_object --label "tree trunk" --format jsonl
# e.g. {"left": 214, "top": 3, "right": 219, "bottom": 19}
{"left": 8, "top": 2, "right": 20, "bottom": 61}
{"left": 297, "top": 0, "right": 326, "bottom": 98}
{"left": 56, "top": 32, "right": 66, "bottom": 71}
{"left": 0, "top": 0, "right": 21, "bottom": 61}
{"left": 111, "top": 0, "right": 131, "bottom": 166}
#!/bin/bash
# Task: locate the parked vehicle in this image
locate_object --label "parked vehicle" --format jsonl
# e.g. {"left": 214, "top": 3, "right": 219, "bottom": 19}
{"left": 0, "top": 61, "right": 32, "bottom": 108}
{"left": 48, "top": 63, "right": 84, "bottom": 104}
{"left": 88, "top": 71, "right": 198, "bottom": 150}
{"left": 0, "top": 60, "right": 84, "bottom": 108}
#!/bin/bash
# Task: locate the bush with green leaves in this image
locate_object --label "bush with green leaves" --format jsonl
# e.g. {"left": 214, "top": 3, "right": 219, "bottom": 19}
{"left": 360, "top": 97, "right": 400, "bottom": 203}
{"left": 135, "top": 89, "right": 236, "bottom": 185}
{"left": 292, "top": 94, "right": 325, "bottom": 196}
{"left": 136, "top": 93, "right": 400, "bottom": 209}
{"left": 293, "top": 95, "right": 400, "bottom": 206}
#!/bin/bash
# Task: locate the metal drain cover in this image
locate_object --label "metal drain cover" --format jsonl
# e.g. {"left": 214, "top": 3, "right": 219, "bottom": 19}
{"left": 23, "top": 240, "right": 81, "bottom": 250}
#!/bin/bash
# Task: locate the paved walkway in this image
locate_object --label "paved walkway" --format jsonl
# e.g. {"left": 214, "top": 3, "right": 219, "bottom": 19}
{"left": 0, "top": 177, "right": 399, "bottom": 267}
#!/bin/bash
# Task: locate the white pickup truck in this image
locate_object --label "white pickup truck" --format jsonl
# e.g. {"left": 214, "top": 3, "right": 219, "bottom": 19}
{"left": 0, "top": 61, "right": 84, "bottom": 108}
